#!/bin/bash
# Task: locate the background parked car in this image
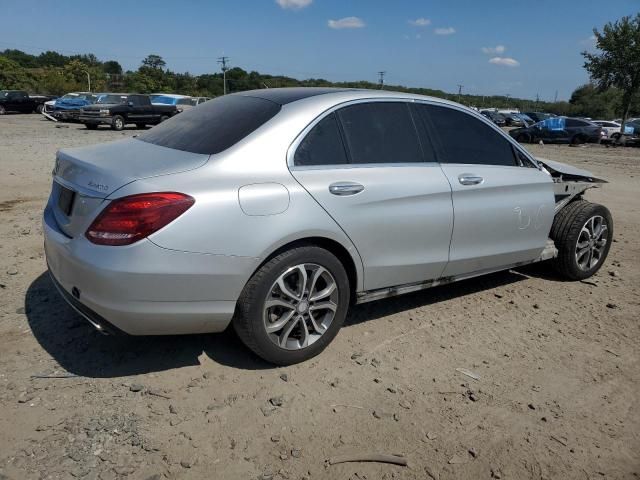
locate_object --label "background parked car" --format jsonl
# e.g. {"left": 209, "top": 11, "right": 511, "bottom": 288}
{"left": 509, "top": 117, "right": 604, "bottom": 144}
{"left": 500, "top": 113, "right": 525, "bottom": 127}
{"left": 46, "top": 92, "right": 99, "bottom": 121}
{"left": 0, "top": 90, "right": 55, "bottom": 114}
{"left": 78, "top": 93, "right": 178, "bottom": 130}
{"left": 592, "top": 120, "right": 625, "bottom": 137}
{"left": 190, "top": 96, "right": 211, "bottom": 107}
{"left": 150, "top": 94, "right": 194, "bottom": 113}
{"left": 523, "top": 112, "right": 555, "bottom": 123}
{"left": 514, "top": 113, "right": 535, "bottom": 126}
{"left": 480, "top": 110, "right": 506, "bottom": 126}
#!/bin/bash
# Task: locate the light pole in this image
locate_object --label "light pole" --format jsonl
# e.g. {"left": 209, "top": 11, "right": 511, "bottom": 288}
{"left": 83, "top": 70, "right": 91, "bottom": 92}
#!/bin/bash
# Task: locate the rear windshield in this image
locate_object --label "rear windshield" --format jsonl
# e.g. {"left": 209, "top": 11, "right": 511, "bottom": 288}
{"left": 137, "top": 94, "right": 281, "bottom": 155}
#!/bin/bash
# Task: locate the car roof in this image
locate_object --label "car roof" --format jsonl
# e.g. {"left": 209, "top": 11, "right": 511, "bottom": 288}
{"left": 232, "top": 87, "right": 468, "bottom": 110}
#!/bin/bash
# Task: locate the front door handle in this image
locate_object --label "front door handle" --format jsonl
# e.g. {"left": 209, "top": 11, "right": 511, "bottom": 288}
{"left": 458, "top": 174, "right": 484, "bottom": 186}
{"left": 329, "top": 182, "right": 365, "bottom": 196}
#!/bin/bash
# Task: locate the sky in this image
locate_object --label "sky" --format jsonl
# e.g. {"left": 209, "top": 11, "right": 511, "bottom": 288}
{"left": 0, "top": 0, "right": 638, "bottom": 100}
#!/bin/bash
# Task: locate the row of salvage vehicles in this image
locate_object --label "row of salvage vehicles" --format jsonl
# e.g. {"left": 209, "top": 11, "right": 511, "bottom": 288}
{"left": 42, "top": 92, "right": 210, "bottom": 130}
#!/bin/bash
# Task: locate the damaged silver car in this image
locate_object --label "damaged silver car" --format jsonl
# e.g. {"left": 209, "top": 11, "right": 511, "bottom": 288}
{"left": 44, "top": 88, "right": 612, "bottom": 364}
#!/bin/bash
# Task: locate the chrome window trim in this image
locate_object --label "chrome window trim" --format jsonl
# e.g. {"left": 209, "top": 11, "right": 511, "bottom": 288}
{"left": 287, "top": 96, "right": 542, "bottom": 171}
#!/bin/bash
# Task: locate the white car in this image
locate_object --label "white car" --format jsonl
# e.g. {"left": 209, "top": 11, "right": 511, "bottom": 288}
{"left": 592, "top": 120, "right": 621, "bottom": 137}
{"left": 149, "top": 93, "right": 194, "bottom": 113}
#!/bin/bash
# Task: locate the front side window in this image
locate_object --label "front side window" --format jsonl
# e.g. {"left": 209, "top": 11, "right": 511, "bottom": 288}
{"left": 337, "top": 102, "right": 423, "bottom": 164}
{"left": 294, "top": 113, "right": 348, "bottom": 167}
{"left": 418, "top": 105, "right": 517, "bottom": 167}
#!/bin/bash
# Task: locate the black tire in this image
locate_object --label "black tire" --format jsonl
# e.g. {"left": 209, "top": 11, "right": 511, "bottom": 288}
{"left": 233, "top": 245, "right": 350, "bottom": 365}
{"left": 85, "top": 123, "right": 98, "bottom": 130}
{"left": 159, "top": 115, "right": 169, "bottom": 123}
{"left": 35, "top": 104, "right": 44, "bottom": 114}
{"left": 610, "top": 132, "right": 622, "bottom": 141}
{"left": 550, "top": 200, "right": 613, "bottom": 280}
{"left": 570, "top": 134, "right": 585, "bottom": 145}
{"left": 516, "top": 133, "right": 530, "bottom": 143}
{"left": 111, "top": 115, "right": 125, "bottom": 131}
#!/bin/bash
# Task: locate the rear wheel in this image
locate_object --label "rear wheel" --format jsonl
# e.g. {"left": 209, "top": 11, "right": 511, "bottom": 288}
{"left": 550, "top": 200, "right": 612, "bottom": 280}
{"left": 159, "top": 115, "right": 169, "bottom": 123}
{"left": 111, "top": 115, "right": 125, "bottom": 131}
{"left": 570, "top": 134, "right": 585, "bottom": 145}
{"left": 516, "top": 133, "right": 530, "bottom": 143}
{"left": 233, "top": 246, "right": 350, "bottom": 365}
{"left": 35, "top": 104, "right": 44, "bottom": 114}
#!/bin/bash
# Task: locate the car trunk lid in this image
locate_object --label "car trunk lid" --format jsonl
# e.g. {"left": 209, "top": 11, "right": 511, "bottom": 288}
{"left": 52, "top": 138, "right": 209, "bottom": 238}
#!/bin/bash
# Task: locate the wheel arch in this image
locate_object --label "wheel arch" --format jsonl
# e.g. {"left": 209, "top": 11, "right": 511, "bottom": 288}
{"left": 253, "top": 235, "right": 363, "bottom": 298}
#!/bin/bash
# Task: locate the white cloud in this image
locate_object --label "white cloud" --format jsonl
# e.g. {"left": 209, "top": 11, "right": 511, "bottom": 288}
{"left": 276, "top": 0, "right": 312, "bottom": 9}
{"left": 580, "top": 35, "right": 597, "bottom": 48}
{"left": 409, "top": 17, "right": 431, "bottom": 27}
{"left": 489, "top": 56, "right": 520, "bottom": 67}
{"left": 328, "top": 16, "right": 365, "bottom": 29}
{"left": 482, "top": 45, "right": 506, "bottom": 55}
{"left": 434, "top": 27, "right": 455, "bottom": 35}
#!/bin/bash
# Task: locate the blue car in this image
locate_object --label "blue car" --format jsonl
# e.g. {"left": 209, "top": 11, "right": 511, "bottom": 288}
{"left": 49, "top": 92, "right": 99, "bottom": 121}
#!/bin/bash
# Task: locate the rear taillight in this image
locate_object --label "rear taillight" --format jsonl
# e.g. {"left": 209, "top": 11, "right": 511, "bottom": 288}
{"left": 86, "top": 192, "right": 194, "bottom": 246}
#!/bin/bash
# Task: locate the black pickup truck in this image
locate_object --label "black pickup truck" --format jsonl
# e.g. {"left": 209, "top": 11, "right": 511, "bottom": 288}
{"left": 0, "top": 90, "right": 55, "bottom": 114}
{"left": 78, "top": 93, "right": 178, "bottom": 130}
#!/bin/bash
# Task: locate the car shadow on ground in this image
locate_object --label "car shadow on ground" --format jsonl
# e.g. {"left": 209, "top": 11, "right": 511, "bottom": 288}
{"left": 26, "top": 267, "right": 535, "bottom": 378}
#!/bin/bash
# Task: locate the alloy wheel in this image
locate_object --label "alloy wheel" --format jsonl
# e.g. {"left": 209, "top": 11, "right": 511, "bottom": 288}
{"left": 263, "top": 263, "right": 338, "bottom": 350}
{"left": 575, "top": 215, "right": 608, "bottom": 271}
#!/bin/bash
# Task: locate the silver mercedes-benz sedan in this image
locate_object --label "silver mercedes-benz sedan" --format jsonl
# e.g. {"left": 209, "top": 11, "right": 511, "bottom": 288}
{"left": 44, "top": 88, "right": 612, "bottom": 364}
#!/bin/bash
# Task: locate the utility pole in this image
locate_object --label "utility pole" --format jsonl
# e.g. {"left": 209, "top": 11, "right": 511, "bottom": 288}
{"left": 83, "top": 70, "right": 91, "bottom": 92}
{"left": 505, "top": 93, "right": 511, "bottom": 107}
{"left": 554, "top": 90, "right": 558, "bottom": 103}
{"left": 377, "top": 71, "right": 386, "bottom": 90}
{"left": 217, "top": 56, "right": 230, "bottom": 95}
{"left": 457, "top": 84, "right": 463, "bottom": 103}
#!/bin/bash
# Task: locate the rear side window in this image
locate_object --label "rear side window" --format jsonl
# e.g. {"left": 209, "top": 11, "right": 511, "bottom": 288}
{"left": 566, "top": 119, "right": 588, "bottom": 127}
{"left": 138, "top": 95, "right": 281, "bottom": 154}
{"left": 418, "top": 104, "right": 517, "bottom": 166}
{"left": 337, "top": 102, "right": 423, "bottom": 164}
{"left": 294, "top": 113, "right": 348, "bottom": 166}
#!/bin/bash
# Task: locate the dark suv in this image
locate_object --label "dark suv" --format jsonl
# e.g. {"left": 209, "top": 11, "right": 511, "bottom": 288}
{"left": 509, "top": 117, "right": 604, "bottom": 144}
{"left": 78, "top": 94, "right": 178, "bottom": 130}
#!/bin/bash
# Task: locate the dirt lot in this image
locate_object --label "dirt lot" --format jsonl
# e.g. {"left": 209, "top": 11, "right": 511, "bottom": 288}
{"left": 0, "top": 114, "right": 638, "bottom": 480}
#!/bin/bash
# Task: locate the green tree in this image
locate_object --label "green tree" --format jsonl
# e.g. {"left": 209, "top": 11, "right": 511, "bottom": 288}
{"left": 102, "top": 60, "right": 123, "bottom": 75}
{"left": 0, "top": 56, "right": 33, "bottom": 89}
{"left": 141, "top": 54, "right": 166, "bottom": 70}
{"left": 583, "top": 14, "right": 640, "bottom": 132}
{"left": 37, "top": 50, "right": 68, "bottom": 67}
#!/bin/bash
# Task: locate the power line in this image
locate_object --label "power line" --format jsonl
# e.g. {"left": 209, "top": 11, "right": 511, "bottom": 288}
{"left": 377, "top": 71, "right": 386, "bottom": 90}
{"left": 217, "top": 56, "right": 230, "bottom": 95}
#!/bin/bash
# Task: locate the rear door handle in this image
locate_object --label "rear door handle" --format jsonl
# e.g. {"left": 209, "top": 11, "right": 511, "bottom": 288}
{"left": 458, "top": 174, "right": 484, "bottom": 186}
{"left": 329, "top": 182, "right": 365, "bottom": 196}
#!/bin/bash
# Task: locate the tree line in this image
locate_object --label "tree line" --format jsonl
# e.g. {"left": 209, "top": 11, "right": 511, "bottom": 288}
{"left": 1, "top": 42, "right": 637, "bottom": 121}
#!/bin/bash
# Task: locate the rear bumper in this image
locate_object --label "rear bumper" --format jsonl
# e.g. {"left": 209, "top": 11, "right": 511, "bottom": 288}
{"left": 43, "top": 204, "right": 258, "bottom": 335}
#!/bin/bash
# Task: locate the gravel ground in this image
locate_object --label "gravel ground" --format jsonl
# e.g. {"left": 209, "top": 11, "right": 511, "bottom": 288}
{"left": 0, "top": 114, "right": 639, "bottom": 480}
